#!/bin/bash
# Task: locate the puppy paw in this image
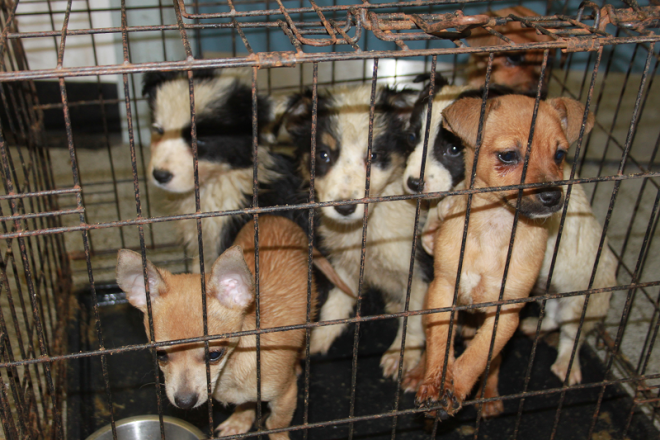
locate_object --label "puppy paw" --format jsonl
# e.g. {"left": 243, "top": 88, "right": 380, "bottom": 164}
{"left": 380, "top": 348, "right": 421, "bottom": 379}
{"left": 520, "top": 317, "right": 540, "bottom": 337}
{"left": 216, "top": 409, "right": 255, "bottom": 437}
{"left": 415, "top": 377, "right": 461, "bottom": 420}
{"left": 480, "top": 400, "right": 504, "bottom": 419}
{"left": 309, "top": 325, "right": 344, "bottom": 355}
{"left": 551, "top": 358, "right": 582, "bottom": 385}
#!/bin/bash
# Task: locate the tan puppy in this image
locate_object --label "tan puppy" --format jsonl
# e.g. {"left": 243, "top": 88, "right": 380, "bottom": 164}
{"left": 116, "top": 216, "right": 318, "bottom": 439}
{"left": 466, "top": 6, "right": 554, "bottom": 94}
{"left": 415, "top": 95, "right": 594, "bottom": 418}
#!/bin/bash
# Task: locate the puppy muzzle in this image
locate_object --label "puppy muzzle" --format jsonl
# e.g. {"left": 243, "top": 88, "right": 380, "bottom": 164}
{"left": 517, "top": 187, "right": 564, "bottom": 219}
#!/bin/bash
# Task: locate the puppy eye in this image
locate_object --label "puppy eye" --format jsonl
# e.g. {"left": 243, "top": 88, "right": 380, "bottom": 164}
{"left": 151, "top": 124, "right": 164, "bottom": 136}
{"left": 208, "top": 348, "right": 226, "bottom": 364}
{"left": 370, "top": 151, "right": 378, "bottom": 162}
{"left": 555, "top": 149, "right": 567, "bottom": 164}
{"left": 317, "top": 150, "right": 330, "bottom": 163}
{"left": 497, "top": 151, "right": 519, "bottom": 164}
{"left": 156, "top": 350, "right": 168, "bottom": 362}
{"left": 505, "top": 53, "right": 525, "bottom": 66}
{"left": 407, "top": 132, "right": 417, "bottom": 145}
{"left": 446, "top": 144, "right": 462, "bottom": 157}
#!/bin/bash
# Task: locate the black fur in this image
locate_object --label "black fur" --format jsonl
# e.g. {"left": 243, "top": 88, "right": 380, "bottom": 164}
{"left": 142, "top": 68, "right": 218, "bottom": 102}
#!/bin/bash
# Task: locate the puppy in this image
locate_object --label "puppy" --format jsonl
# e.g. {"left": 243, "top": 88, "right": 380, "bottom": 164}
{"left": 143, "top": 69, "right": 304, "bottom": 271}
{"left": 465, "top": 6, "right": 554, "bottom": 94}
{"left": 285, "top": 84, "right": 431, "bottom": 378}
{"left": 116, "top": 215, "right": 318, "bottom": 439}
{"left": 407, "top": 87, "right": 614, "bottom": 386}
{"left": 414, "top": 95, "right": 593, "bottom": 418}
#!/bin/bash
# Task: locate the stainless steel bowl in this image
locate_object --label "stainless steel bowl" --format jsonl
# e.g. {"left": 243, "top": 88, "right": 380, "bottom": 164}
{"left": 86, "top": 415, "right": 206, "bottom": 440}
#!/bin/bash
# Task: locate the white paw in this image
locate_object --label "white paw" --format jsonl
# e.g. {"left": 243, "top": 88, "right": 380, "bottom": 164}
{"left": 551, "top": 357, "right": 582, "bottom": 385}
{"left": 520, "top": 317, "right": 540, "bottom": 337}
{"left": 380, "top": 348, "right": 421, "bottom": 379}
{"left": 216, "top": 411, "right": 255, "bottom": 437}
{"left": 309, "top": 324, "right": 345, "bottom": 355}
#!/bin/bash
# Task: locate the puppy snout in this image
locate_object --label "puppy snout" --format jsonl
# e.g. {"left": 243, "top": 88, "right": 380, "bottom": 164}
{"left": 538, "top": 187, "right": 562, "bottom": 208}
{"left": 407, "top": 176, "right": 422, "bottom": 193}
{"left": 153, "top": 168, "right": 173, "bottom": 184}
{"left": 334, "top": 203, "right": 357, "bottom": 216}
{"left": 174, "top": 392, "right": 198, "bottom": 410}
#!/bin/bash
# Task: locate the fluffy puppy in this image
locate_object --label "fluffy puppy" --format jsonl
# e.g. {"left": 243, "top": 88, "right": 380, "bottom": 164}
{"left": 465, "top": 6, "right": 554, "bottom": 94}
{"left": 143, "top": 69, "right": 303, "bottom": 271}
{"left": 285, "top": 84, "right": 430, "bottom": 378}
{"left": 116, "top": 216, "right": 318, "bottom": 439}
{"left": 415, "top": 95, "right": 592, "bottom": 419}
{"left": 407, "top": 88, "right": 615, "bottom": 386}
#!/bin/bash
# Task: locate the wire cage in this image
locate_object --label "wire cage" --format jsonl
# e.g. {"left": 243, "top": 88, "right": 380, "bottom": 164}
{"left": 0, "top": 0, "right": 659, "bottom": 439}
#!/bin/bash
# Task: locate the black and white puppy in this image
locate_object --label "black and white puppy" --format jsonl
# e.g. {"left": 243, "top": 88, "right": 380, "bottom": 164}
{"left": 285, "top": 84, "right": 430, "bottom": 378}
{"left": 143, "top": 69, "right": 304, "bottom": 271}
{"left": 405, "top": 80, "right": 615, "bottom": 386}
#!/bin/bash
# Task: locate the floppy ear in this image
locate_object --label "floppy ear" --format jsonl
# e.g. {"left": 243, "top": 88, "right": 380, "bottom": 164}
{"left": 380, "top": 87, "right": 416, "bottom": 125}
{"left": 442, "top": 97, "right": 494, "bottom": 148}
{"left": 547, "top": 97, "right": 595, "bottom": 144}
{"left": 207, "top": 246, "right": 254, "bottom": 310}
{"left": 116, "top": 249, "right": 166, "bottom": 312}
{"left": 283, "top": 90, "right": 314, "bottom": 138}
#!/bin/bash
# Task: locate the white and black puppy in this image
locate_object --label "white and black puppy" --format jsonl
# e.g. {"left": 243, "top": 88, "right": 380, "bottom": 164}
{"left": 285, "top": 84, "right": 431, "bottom": 378}
{"left": 406, "top": 81, "right": 615, "bottom": 385}
{"left": 143, "top": 69, "right": 304, "bottom": 271}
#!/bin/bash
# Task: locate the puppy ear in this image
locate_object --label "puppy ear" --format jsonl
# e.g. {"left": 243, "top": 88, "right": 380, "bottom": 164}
{"left": 208, "top": 246, "right": 254, "bottom": 310}
{"left": 547, "top": 97, "right": 595, "bottom": 144}
{"left": 380, "top": 87, "right": 416, "bottom": 125}
{"left": 116, "top": 250, "right": 165, "bottom": 312}
{"left": 442, "top": 97, "right": 494, "bottom": 148}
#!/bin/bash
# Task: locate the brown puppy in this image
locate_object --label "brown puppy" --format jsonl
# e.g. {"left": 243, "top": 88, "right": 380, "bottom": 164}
{"left": 116, "top": 216, "right": 318, "bottom": 439}
{"left": 466, "top": 6, "right": 554, "bottom": 93}
{"left": 414, "top": 95, "right": 594, "bottom": 418}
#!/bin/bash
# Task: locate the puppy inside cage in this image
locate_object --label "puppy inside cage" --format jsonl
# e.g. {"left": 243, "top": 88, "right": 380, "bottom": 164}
{"left": 0, "top": 1, "right": 658, "bottom": 440}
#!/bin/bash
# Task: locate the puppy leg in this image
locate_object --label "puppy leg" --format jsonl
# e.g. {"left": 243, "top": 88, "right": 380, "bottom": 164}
{"left": 381, "top": 276, "right": 427, "bottom": 378}
{"left": 403, "top": 351, "right": 426, "bottom": 393}
{"left": 310, "top": 267, "right": 357, "bottom": 354}
{"left": 265, "top": 378, "right": 298, "bottom": 440}
{"left": 476, "top": 353, "right": 504, "bottom": 418}
{"left": 416, "top": 278, "right": 459, "bottom": 417}
{"left": 520, "top": 298, "right": 559, "bottom": 336}
{"left": 216, "top": 402, "right": 256, "bottom": 437}
{"left": 451, "top": 309, "right": 520, "bottom": 410}
{"left": 552, "top": 317, "right": 593, "bottom": 386}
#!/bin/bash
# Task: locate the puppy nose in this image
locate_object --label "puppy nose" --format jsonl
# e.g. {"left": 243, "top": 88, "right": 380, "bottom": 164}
{"left": 152, "top": 168, "right": 173, "bottom": 184}
{"left": 174, "top": 393, "right": 198, "bottom": 410}
{"left": 334, "top": 204, "right": 357, "bottom": 216}
{"left": 407, "top": 176, "right": 422, "bottom": 193}
{"left": 538, "top": 188, "right": 562, "bottom": 207}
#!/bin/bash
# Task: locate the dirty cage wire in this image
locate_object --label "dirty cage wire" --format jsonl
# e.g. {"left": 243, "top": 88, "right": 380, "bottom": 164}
{"left": 0, "top": 0, "right": 658, "bottom": 439}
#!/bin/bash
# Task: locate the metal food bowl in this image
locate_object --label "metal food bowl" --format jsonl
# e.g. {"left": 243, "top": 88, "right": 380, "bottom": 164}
{"left": 86, "top": 415, "right": 206, "bottom": 440}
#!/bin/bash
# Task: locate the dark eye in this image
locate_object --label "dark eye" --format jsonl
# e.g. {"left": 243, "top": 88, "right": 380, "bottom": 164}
{"left": 318, "top": 150, "right": 330, "bottom": 163}
{"left": 497, "top": 150, "right": 519, "bottom": 164}
{"left": 505, "top": 53, "right": 525, "bottom": 66}
{"left": 208, "top": 348, "right": 226, "bottom": 364}
{"left": 370, "top": 151, "right": 378, "bottom": 162}
{"left": 156, "top": 350, "right": 168, "bottom": 362}
{"left": 555, "top": 149, "right": 567, "bottom": 164}
{"left": 152, "top": 124, "right": 164, "bottom": 135}
{"left": 407, "top": 132, "right": 417, "bottom": 145}
{"left": 446, "top": 144, "right": 462, "bottom": 157}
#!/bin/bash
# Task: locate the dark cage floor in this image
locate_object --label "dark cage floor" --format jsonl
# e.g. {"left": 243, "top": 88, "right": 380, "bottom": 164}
{"left": 67, "top": 286, "right": 658, "bottom": 440}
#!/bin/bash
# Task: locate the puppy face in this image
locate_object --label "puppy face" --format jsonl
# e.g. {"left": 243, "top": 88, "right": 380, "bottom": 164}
{"left": 465, "top": 6, "right": 553, "bottom": 94}
{"left": 144, "top": 70, "right": 266, "bottom": 193}
{"left": 286, "top": 85, "right": 416, "bottom": 223}
{"left": 403, "top": 84, "right": 470, "bottom": 194}
{"left": 443, "top": 95, "right": 595, "bottom": 218}
{"left": 116, "top": 246, "right": 254, "bottom": 409}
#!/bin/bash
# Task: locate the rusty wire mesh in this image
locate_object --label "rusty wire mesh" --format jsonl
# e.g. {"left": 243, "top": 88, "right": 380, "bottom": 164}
{"left": 0, "top": 0, "right": 658, "bottom": 439}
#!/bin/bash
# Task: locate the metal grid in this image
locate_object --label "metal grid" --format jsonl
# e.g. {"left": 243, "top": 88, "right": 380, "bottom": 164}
{"left": 0, "top": 0, "right": 658, "bottom": 439}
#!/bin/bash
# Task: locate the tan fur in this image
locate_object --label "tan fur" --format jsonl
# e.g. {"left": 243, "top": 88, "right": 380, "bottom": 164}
{"left": 116, "top": 216, "right": 318, "bottom": 439}
{"left": 466, "top": 6, "right": 554, "bottom": 93}
{"left": 413, "top": 95, "right": 591, "bottom": 418}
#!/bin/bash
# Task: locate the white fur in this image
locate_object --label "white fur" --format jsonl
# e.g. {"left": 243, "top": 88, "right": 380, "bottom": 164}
{"left": 403, "top": 85, "right": 470, "bottom": 194}
{"left": 307, "top": 85, "right": 427, "bottom": 378}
